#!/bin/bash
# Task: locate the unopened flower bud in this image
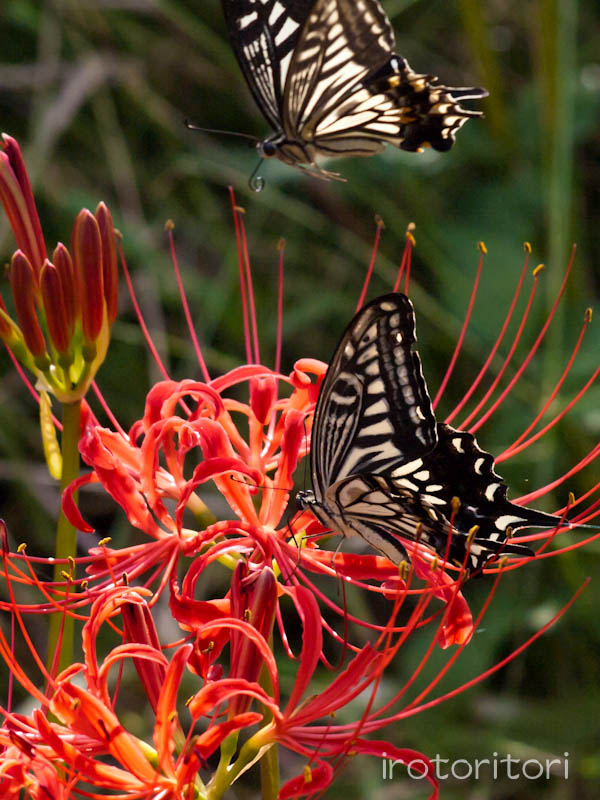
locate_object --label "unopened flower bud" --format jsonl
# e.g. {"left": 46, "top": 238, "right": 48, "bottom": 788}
{"left": 52, "top": 243, "right": 78, "bottom": 335}
{"left": 40, "top": 260, "right": 71, "bottom": 355}
{"left": 0, "top": 134, "right": 46, "bottom": 275}
{"left": 9, "top": 251, "right": 48, "bottom": 365}
{"left": 95, "top": 202, "right": 118, "bottom": 325}
{"left": 72, "top": 209, "right": 104, "bottom": 349}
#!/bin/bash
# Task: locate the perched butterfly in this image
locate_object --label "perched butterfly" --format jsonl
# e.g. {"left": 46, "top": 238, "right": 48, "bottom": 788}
{"left": 296, "top": 293, "right": 562, "bottom": 572}
{"left": 221, "top": 0, "right": 487, "bottom": 186}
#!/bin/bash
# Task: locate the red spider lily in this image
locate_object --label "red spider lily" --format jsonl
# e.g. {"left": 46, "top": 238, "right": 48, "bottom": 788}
{"left": 3, "top": 552, "right": 585, "bottom": 799}
{"left": 1, "top": 168, "right": 599, "bottom": 800}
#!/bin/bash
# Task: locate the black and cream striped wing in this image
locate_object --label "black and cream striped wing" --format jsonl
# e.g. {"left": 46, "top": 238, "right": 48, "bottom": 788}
{"left": 282, "top": 0, "right": 395, "bottom": 136}
{"left": 221, "top": 0, "right": 315, "bottom": 129}
{"left": 323, "top": 469, "right": 540, "bottom": 571}
{"left": 311, "top": 293, "right": 437, "bottom": 498}
{"left": 282, "top": 0, "right": 486, "bottom": 156}
{"left": 320, "top": 419, "right": 559, "bottom": 570}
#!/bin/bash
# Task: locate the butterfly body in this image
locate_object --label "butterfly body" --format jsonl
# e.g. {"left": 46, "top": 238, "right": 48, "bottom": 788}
{"left": 297, "top": 294, "right": 561, "bottom": 571}
{"left": 222, "top": 0, "right": 487, "bottom": 181}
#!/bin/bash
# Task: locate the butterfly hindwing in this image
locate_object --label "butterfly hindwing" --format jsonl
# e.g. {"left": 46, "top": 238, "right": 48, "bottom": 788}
{"left": 415, "top": 423, "right": 561, "bottom": 542}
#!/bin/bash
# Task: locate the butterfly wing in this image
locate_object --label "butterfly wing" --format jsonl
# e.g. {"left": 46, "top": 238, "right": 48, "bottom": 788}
{"left": 419, "top": 423, "right": 561, "bottom": 541}
{"left": 221, "top": 0, "right": 315, "bottom": 129}
{"left": 311, "top": 293, "right": 437, "bottom": 498}
{"left": 313, "top": 57, "right": 487, "bottom": 156}
{"left": 309, "top": 292, "right": 558, "bottom": 571}
{"left": 281, "top": 0, "right": 485, "bottom": 156}
{"left": 325, "top": 468, "right": 541, "bottom": 572}
{"left": 282, "top": 0, "right": 395, "bottom": 137}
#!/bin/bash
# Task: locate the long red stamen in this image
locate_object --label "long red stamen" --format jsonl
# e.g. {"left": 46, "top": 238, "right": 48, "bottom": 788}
{"left": 402, "top": 579, "right": 588, "bottom": 718}
{"left": 498, "top": 362, "right": 600, "bottom": 463}
{"left": 167, "top": 223, "right": 210, "bottom": 382}
{"left": 276, "top": 238, "right": 285, "bottom": 375}
{"left": 445, "top": 246, "right": 530, "bottom": 424}
{"left": 118, "top": 241, "right": 170, "bottom": 381}
{"left": 355, "top": 215, "right": 384, "bottom": 312}
{"left": 392, "top": 225, "right": 415, "bottom": 294}
{"left": 238, "top": 209, "right": 261, "bottom": 364}
{"left": 432, "top": 242, "right": 485, "bottom": 410}
{"left": 457, "top": 266, "right": 542, "bottom": 429}
{"left": 90, "top": 381, "right": 127, "bottom": 437}
{"left": 467, "top": 247, "right": 576, "bottom": 433}
{"left": 516, "top": 441, "right": 600, "bottom": 504}
{"left": 497, "top": 307, "right": 593, "bottom": 460}
{"left": 229, "top": 187, "right": 252, "bottom": 364}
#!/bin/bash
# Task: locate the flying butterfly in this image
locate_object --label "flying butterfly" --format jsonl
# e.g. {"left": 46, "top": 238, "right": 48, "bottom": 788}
{"left": 296, "top": 293, "right": 562, "bottom": 572}
{"left": 221, "top": 0, "right": 487, "bottom": 187}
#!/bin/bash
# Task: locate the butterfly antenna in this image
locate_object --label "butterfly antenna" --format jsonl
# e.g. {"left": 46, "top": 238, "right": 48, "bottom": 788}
{"left": 248, "top": 158, "right": 265, "bottom": 192}
{"left": 184, "top": 119, "right": 259, "bottom": 144}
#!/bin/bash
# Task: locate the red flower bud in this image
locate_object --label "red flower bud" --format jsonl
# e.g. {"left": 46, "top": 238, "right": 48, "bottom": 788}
{"left": 95, "top": 202, "right": 118, "bottom": 325}
{"left": 41, "top": 260, "right": 71, "bottom": 354}
{"left": 122, "top": 600, "right": 167, "bottom": 714}
{"left": 9, "top": 251, "right": 47, "bottom": 359}
{"left": 229, "top": 564, "right": 277, "bottom": 717}
{"left": 0, "top": 135, "right": 46, "bottom": 276}
{"left": 52, "top": 243, "right": 78, "bottom": 334}
{"left": 72, "top": 209, "right": 104, "bottom": 345}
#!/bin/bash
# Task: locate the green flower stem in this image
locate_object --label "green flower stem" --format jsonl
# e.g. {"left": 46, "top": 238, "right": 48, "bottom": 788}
{"left": 457, "top": 0, "right": 513, "bottom": 150}
{"left": 208, "top": 732, "right": 239, "bottom": 800}
{"left": 47, "top": 399, "right": 81, "bottom": 674}
{"left": 258, "top": 658, "right": 279, "bottom": 800}
{"left": 187, "top": 492, "right": 217, "bottom": 528}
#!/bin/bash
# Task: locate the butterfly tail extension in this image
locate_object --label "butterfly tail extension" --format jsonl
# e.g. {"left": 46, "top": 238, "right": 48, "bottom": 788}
{"left": 364, "top": 55, "right": 487, "bottom": 152}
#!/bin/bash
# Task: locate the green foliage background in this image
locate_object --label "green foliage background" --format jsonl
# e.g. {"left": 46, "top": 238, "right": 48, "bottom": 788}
{"left": 0, "top": 1, "right": 599, "bottom": 798}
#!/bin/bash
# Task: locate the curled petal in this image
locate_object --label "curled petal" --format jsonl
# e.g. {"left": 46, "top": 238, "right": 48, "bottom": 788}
{"left": 283, "top": 586, "right": 322, "bottom": 716}
{"left": 352, "top": 740, "right": 438, "bottom": 799}
{"left": 62, "top": 472, "right": 98, "bottom": 532}
{"left": 50, "top": 683, "right": 158, "bottom": 784}
{"left": 142, "top": 379, "right": 223, "bottom": 428}
{"left": 79, "top": 425, "right": 165, "bottom": 537}
{"left": 154, "top": 644, "right": 192, "bottom": 776}
{"left": 278, "top": 761, "right": 334, "bottom": 800}
{"left": 209, "top": 364, "right": 278, "bottom": 394}
{"left": 188, "top": 678, "right": 276, "bottom": 721}
{"left": 250, "top": 375, "right": 277, "bottom": 424}
{"left": 176, "top": 455, "right": 262, "bottom": 530}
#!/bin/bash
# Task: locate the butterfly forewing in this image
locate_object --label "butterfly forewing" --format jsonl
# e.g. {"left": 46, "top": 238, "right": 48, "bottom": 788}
{"left": 283, "top": 0, "right": 395, "bottom": 135}
{"left": 311, "top": 294, "right": 437, "bottom": 496}
{"left": 222, "top": 0, "right": 315, "bottom": 127}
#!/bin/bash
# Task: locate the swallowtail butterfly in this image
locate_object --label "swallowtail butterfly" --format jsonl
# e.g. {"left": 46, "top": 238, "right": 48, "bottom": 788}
{"left": 221, "top": 0, "right": 487, "bottom": 183}
{"left": 296, "top": 293, "right": 561, "bottom": 572}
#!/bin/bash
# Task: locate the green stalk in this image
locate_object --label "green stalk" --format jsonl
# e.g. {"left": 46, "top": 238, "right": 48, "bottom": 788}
{"left": 535, "top": 0, "right": 578, "bottom": 484}
{"left": 457, "top": 0, "right": 513, "bottom": 151}
{"left": 258, "top": 657, "right": 279, "bottom": 800}
{"left": 538, "top": 0, "right": 577, "bottom": 287}
{"left": 47, "top": 399, "right": 81, "bottom": 674}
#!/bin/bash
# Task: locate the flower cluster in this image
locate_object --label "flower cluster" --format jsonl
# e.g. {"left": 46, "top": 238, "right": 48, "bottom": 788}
{"left": 0, "top": 136, "right": 118, "bottom": 405}
{"left": 0, "top": 139, "right": 598, "bottom": 799}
